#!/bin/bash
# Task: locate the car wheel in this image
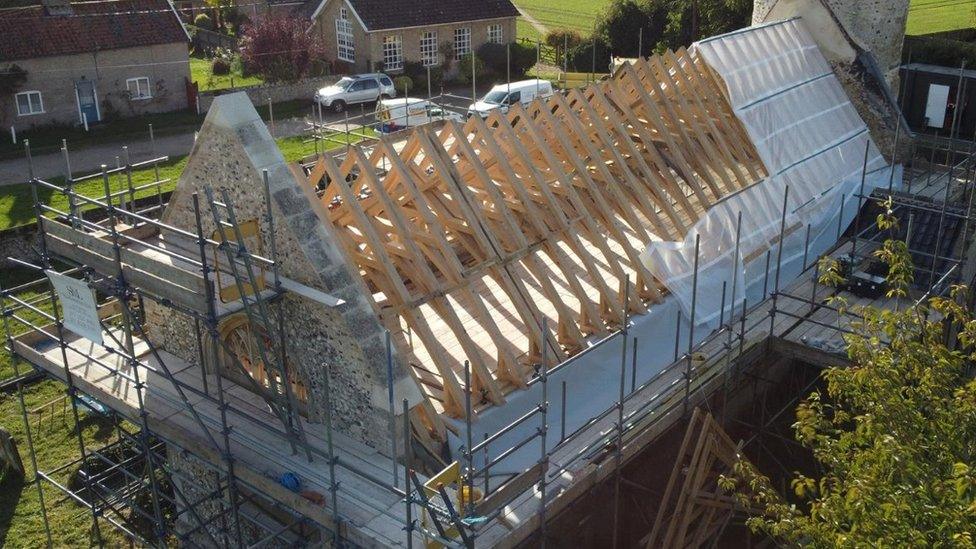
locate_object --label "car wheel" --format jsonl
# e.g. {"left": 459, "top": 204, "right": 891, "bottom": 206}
{"left": 380, "top": 94, "right": 391, "bottom": 101}
{"left": 332, "top": 100, "right": 346, "bottom": 113}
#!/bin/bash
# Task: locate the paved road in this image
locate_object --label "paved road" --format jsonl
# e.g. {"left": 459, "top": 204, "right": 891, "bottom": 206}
{"left": 0, "top": 92, "right": 479, "bottom": 186}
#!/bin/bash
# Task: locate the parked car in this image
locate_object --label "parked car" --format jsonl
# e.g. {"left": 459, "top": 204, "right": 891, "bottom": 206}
{"left": 314, "top": 73, "right": 396, "bottom": 113}
{"left": 467, "top": 79, "right": 554, "bottom": 118}
{"left": 375, "top": 98, "right": 464, "bottom": 133}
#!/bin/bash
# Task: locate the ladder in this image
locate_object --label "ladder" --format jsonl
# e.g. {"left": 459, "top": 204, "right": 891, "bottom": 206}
{"left": 204, "top": 186, "right": 312, "bottom": 459}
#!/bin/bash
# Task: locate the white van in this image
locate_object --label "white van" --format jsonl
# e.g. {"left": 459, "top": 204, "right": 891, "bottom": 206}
{"left": 376, "top": 98, "right": 464, "bottom": 133}
{"left": 467, "top": 79, "right": 554, "bottom": 119}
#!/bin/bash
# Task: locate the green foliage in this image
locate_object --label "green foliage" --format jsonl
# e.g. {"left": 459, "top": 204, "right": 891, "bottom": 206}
{"left": 588, "top": 0, "right": 751, "bottom": 57}
{"left": 594, "top": 0, "right": 667, "bottom": 57}
{"left": 193, "top": 13, "right": 213, "bottom": 31}
{"left": 393, "top": 75, "right": 413, "bottom": 95}
{"left": 0, "top": 64, "right": 27, "bottom": 96}
{"left": 567, "top": 38, "right": 611, "bottom": 73}
{"left": 210, "top": 56, "right": 230, "bottom": 76}
{"left": 723, "top": 218, "right": 976, "bottom": 546}
{"left": 904, "top": 35, "right": 976, "bottom": 73}
{"left": 240, "top": 15, "right": 327, "bottom": 82}
{"left": 476, "top": 42, "right": 537, "bottom": 78}
{"left": 456, "top": 53, "right": 489, "bottom": 85}
{"left": 544, "top": 28, "right": 584, "bottom": 50}
{"left": 401, "top": 62, "right": 444, "bottom": 95}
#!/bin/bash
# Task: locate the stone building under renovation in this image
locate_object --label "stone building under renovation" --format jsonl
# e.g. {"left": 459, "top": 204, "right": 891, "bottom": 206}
{"left": 5, "top": 3, "right": 973, "bottom": 547}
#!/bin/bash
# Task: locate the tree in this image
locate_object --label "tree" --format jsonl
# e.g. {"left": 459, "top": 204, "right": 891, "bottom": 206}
{"left": 590, "top": 0, "right": 752, "bottom": 58}
{"left": 0, "top": 64, "right": 28, "bottom": 126}
{"left": 722, "top": 202, "right": 976, "bottom": 546}
{"left": 240, "top": 16, "right": 327, "bottom": 82}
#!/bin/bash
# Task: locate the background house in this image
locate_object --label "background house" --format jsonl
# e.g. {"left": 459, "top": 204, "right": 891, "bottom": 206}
{"left": 0, "top": 0, "right": 192, "bottom": 131}
{"left": 295, "top": 0, "right": 519, "bottom": 74}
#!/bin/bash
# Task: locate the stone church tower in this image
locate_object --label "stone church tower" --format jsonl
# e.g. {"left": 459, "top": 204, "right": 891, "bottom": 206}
{"left": 753, "top": 0, "right": 910, "bottom": 88}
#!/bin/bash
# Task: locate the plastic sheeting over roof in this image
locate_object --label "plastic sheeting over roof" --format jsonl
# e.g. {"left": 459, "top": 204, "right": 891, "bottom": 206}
{"left": 643, "top": 18, "right": 894, "bottom": 326}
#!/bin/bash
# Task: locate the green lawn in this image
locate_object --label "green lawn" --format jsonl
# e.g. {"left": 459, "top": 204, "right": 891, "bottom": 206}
{"left": 1, "top": 110, "right": 204, "bottom": 162}
{"left": 0, "top": 127, "right": 374, "bottom": 546}
{"left": 0, "top": 129, "right": 370, "bottom": 231}
{"left": 513, "top": 0, "right": 611, "bottom": 39}
{"left": 906, "top": 0, "right": 975, "bottom": 35}
{"left": 189, "top": 56, "right": 265, "bottom": 92}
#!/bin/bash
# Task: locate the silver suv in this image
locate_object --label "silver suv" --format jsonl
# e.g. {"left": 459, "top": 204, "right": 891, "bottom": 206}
{"left": 314, "top": 73, "right": 396, "bottom": 113}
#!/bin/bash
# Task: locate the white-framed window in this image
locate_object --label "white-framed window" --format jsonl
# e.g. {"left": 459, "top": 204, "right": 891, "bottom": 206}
{"left": 454, "top": 27, "right": 471, "bottom": 60}
{"left": 335, "top": 7, "right": 355, "bottom": 63}
{"left": 487, "top": 23, "right": 503, "bottom": 44}
{"left": 382, "top": 34, "right": 403, "bottom": 71}
{"left": 126, "top": 77, "right": 152, "bottom": 100}
{"left": 420, "top": 31, "right": 438, "bottom": 67}
{"left": 15, "top": 91, "right": 44, "bottom": 116}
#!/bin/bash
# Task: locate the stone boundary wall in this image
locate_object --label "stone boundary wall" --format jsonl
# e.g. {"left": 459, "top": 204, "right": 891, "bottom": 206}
{"left": 197, "top": 76, "right": 340, "bottom": 112}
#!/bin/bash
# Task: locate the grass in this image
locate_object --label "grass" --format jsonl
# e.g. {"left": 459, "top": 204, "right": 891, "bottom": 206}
{"left": 0, "top": 267, "right": 132, "bottom": 548}
{"left": 189, "top": 56, "right": 265, "bottom": 92}
{"left": 0, "top": 126, "right": 375, "bottom": 546}
{"left": 0, "top": 98, "right": 315, "bottom": 184}
{"left": 0, "top": 127, "right": 370, "bottom": 231}
{"left": 513, "top": 0, "right": 610, "bottom": 39}
{"left": 906, "top": 0, "right": 975, "bottom": 36}
{"left": 1, "top": 110, "right": 205, "bottom": 162}
{"left": 0, "top": 379, "right": 133, "bottom": 548}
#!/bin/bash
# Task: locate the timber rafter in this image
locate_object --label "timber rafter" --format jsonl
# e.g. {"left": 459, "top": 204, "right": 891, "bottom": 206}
{"left": 306, "top": 51, "right": 765, "bottom": 418}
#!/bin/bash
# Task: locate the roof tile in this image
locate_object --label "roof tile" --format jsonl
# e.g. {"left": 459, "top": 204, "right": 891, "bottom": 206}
{"left": 0, "top": 0, "right": 188, "bottom": 62}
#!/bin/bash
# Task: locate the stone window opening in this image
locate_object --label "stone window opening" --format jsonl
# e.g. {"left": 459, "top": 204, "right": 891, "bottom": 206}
{"left": 16, "top": 90, "right": 44, "bottom": 116}
{"left": 420, "top": 31, "right": 438, "bottom": 67}
{"left": 218, "top": 313, "right": 310, "bottom": 413}
{"left": 454, "top": 27, "right": 471, "bottom": 60}
{"left": 382, "top": 34, "right": 403, "bottom": 72}
{"left": 126, "top": 77, "right": 152, "bottom": 100}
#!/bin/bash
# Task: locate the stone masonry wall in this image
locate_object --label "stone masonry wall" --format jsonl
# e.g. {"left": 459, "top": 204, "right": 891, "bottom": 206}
{"left": 146, "top": 93, "right": 421, "bottom": 454}
{"left": 196, "top": 75, "right": 340, "bottom": 113}
{"left": 753, "top": 0, "right": 909, "bottom": 83}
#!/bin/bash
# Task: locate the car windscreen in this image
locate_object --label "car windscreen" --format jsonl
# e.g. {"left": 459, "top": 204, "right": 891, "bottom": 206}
{"left": 336, "top": 77, "right": 355, "bottom": 90}
{"left": 483, "top": 91, "right": 508, "bottom": 105}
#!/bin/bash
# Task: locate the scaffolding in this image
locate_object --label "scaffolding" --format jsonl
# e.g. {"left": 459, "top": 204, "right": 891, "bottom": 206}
{"left": 4, "top": 55, "right": 976, "bottom": 549}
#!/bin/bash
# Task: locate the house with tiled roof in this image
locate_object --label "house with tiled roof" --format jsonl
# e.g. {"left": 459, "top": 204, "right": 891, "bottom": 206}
{"left": 0, "top": 0, "right": 191, "bottom": 131}
{"left": 295, "top": 0, "right": 519, "bottom": 73}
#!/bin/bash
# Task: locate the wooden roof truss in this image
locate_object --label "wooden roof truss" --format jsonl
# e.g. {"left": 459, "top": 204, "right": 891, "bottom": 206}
{"left": 306, "top": 50, "right": 765, "bottom": 417}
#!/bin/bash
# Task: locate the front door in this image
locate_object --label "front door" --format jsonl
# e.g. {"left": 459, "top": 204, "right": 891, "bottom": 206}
{"left": 76, "top": 80, "right": 99, "bottom": 125}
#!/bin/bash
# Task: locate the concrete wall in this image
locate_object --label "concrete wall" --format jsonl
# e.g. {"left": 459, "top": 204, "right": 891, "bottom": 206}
{"left": 310, "top": 0, "right": 517, "bottom": 74}
{"left": 753, "top": 0, "right": 909, "bottom": 84}
{"left": 196, "top": 75, "right": 340, "bottom": 112}
{"left": 2, "top": 42, "right": 192, "bottom": 132}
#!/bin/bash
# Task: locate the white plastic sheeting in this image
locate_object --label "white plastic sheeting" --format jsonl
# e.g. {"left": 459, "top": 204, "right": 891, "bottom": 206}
{"left": 642, "top": 19, "right": 896, "bottom": 327}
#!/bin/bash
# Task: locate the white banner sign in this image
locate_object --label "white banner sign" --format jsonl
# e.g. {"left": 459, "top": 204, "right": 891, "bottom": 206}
{"left": 46, "top": 270, "right": 102, "bottom": 345}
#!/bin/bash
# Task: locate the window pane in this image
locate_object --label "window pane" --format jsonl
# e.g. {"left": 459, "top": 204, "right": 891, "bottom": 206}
{"left": 29, "top": 93, "right": 41, "bottom": 111}
{"left": 454, "top": 27, "right": 471, "bottom": 60}
{"left": 421, "top": 31, "right": 438, "bottom": 67}
{"left": 17, "top": 94, "right": 30, "bottom": 114}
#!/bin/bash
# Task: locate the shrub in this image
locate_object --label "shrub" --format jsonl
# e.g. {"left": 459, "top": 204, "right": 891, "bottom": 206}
{"left": 455, "top": 53, "right": 488, "bottom": 84}
{"left": 568, "top": 38, "right": 612, "bottom": 73}
{"left": 402, "top": 61, "right": 443, "bottom": 95}
{"left": 211, "top": 57, "right": 230, "bottom": 75}
{"left": 544, "top": 28, "right": 583, "bottom": 50}
{"left": 240, "top": 15, "right": 328, "bottom": 82}
{"left": 475, "top": 42, "right": 537, "bottom": 79}
{"left": 393, "top": 76, "right": 413, "bottom": 95}
{"left": 193, "top": 13, "right": 213, "bottom": 30}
